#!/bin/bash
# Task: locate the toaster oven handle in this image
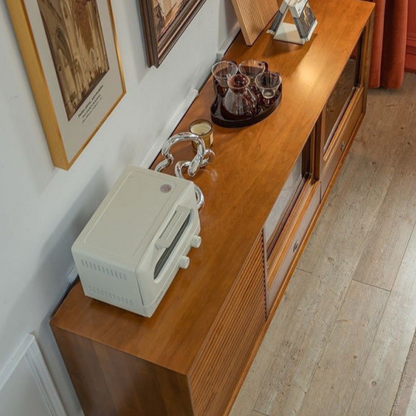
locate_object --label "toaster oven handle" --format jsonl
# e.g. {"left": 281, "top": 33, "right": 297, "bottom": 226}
{"left": 155, "top": 206, "right": 191, "bottom": 250}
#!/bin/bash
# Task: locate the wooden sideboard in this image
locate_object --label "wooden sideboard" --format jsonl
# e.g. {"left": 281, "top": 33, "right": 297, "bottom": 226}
{"left": 50, "top": 1, "right": 375, "bottom": 415}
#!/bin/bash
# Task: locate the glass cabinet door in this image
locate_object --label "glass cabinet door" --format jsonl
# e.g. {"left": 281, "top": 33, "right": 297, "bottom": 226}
{"left": 264, "top": 138, "right": 312, "bottom": 258}
{"left": 323, "top": 40, "right": 362, "bottom": 152}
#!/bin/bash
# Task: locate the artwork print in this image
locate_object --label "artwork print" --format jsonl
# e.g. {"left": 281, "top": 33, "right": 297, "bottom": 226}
{"left": 138, "top": 0, "right": 206, "bottom": 67}
{"left": 153, "top": 0, "right": 190, "bottom": 40}
{"left": 5, "top": 0, "right": 126, "bottom": 169}
{"left": 37, "top": 0, "right": 110, "bottom": 120}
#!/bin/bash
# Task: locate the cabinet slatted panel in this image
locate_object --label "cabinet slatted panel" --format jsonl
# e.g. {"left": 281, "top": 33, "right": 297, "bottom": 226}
{"left": 188, "top": 233, "right": 266, "bottom": 415}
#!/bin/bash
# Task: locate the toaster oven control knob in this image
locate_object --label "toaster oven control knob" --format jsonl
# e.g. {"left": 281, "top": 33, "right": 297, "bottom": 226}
{"left": 191, "top": 235, "right": 202, "bottom": 248}
{"left": 179, "top": 256, "right": 190, "bottom": 270}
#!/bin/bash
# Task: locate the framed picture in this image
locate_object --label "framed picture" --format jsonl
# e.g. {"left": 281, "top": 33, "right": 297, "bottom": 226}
{"left": 138, "top": 0, "right": 207, "bottom": 68}
{"left": 5, "top": 0, "right": 126, "bottom": 170}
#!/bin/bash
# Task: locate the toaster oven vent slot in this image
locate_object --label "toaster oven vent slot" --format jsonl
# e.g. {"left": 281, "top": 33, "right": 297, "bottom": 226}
{"left": 81, "top": 260, "right": 127, "bottom": 280}
{"left": 154, "top": 213, "right": 191, "bottom": 280}
{"left": 88, "top": 285, "right": 134, "bottom": 306}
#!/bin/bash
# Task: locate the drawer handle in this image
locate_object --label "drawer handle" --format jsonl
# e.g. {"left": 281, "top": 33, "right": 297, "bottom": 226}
{"left": 341, "top": 140, "right": 346, "bottom": 152}
{"left": 293, "top": 241, "right": 300, "bottom": 253}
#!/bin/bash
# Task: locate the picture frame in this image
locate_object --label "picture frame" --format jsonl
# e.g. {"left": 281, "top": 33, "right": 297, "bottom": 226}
{"left": 138, "top": 0, "right": 207, "bottom": 68}
{"left": 5, "top": 0, "right": 126, "bottom": 170}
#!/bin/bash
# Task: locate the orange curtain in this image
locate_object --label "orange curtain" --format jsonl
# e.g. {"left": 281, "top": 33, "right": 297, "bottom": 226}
{"left": 369, "top": 0, "right": 409, "bottom": 88}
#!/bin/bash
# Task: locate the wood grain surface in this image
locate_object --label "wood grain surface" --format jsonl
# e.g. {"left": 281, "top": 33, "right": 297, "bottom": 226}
{"left": 297, "top": 280, "right": 389, "bottom": 416}
{"left": 231, "top": 73, "right": 416, "bottom": 416}
{"left": 250, "top": 153, "right": 393, "bottom": 416}
{"left": 50, "top": 0, "right": 374, "bottom": 379}
{"left": 188, "top": 233, "right": 266, "bottom": 415}
{"left": 230, "top": 0, "right": 277, "bottom": 45}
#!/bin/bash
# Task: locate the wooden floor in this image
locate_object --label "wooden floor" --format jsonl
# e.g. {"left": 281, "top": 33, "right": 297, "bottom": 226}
{"left": 230, "top": 73, "right": 416, "bottom": 416}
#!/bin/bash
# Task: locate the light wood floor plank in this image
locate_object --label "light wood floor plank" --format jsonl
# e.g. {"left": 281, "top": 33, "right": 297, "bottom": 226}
{"left": 352, "top": 154, "right": 416, "bottom": 290}
{"left": 346, "top": 226, "right": 416, "bottom": 416}
{"left": 230, "top": 74, "right": 416, "bottom": 416}
{"left": 406, "top": 384, "right": 416, "bottom": 416}
{"left": 297, "top": 152, "right": 363, "bottom": 273}
{"left": 353, "top": 74, "right": 416, "bottom": 169}
{"left": 298, "top": 153, "right": 394, "bottom": 274}
{"left": 250, "top": 157, "right": 393, "bottom": 416}
{"left": 228, "top": 336, "right": 275, "bottom": 416}
{"left": 252, "top": 269, "right": 324, "bottom": 416}
{"left": 296, "top": 281, "right": 389, "bottom": 416}
{"left": 251, "top": 410, "right": 267, "bottom": 416}
{"left": 229, "top": 270, "right": 313, "bottom": 416}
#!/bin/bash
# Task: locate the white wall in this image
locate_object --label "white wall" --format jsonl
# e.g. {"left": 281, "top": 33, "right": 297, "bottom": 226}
{"left": 0, "top": 0, "right": 237, "bottom": 414}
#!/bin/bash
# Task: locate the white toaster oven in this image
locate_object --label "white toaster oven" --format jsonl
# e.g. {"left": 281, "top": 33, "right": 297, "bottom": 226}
{"left": 72, "top": 165, "right": 201, "bottom": 317}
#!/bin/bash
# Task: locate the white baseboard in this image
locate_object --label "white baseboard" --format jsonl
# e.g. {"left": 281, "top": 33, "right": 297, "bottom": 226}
{"left": 217, "top": 22, "right": 241, "bottom": 61}
{"left": 65, "top": 265, "right": 78, "bottom": 285}
{"left": 141, "top": 88, "right": 199, "bottom": 169}
{"left": 140, "top": 23, "right": 241, "bottom": 170}
{"left": 0, "top": 334, "right": 67, "bottom": 416}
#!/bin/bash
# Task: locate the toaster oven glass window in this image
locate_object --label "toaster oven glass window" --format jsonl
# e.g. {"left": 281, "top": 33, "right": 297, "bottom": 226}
{"left": 324, "top": 39, "right": 362, "bottom": 153}
{"left": 154, "top": 213, "right": 191, "bottom": 280}
{"left": 264, "top": 138, "right": 312, "bottom": 258}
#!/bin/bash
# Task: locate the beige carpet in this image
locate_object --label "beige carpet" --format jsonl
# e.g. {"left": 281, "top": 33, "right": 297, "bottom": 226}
{"left": 392, "top": 333, "right": 416, "bottom": 416}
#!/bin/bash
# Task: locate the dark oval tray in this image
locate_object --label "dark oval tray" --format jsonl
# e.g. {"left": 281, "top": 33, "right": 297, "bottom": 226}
{"left": 211, "top": 84, "right": 282, "bottom": 128}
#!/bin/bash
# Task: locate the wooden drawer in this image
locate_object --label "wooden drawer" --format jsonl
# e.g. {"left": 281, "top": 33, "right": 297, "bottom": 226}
{"left": 267, "top": 184, "right": 320, "bottom": 312}
{"left": 321, "top": 87, "right": 364, "bottom": 198}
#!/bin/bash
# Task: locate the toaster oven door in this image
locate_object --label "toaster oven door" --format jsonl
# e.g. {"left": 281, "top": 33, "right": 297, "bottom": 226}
{"left": 154, "top": 206, "right": 191, "bottom": 280}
